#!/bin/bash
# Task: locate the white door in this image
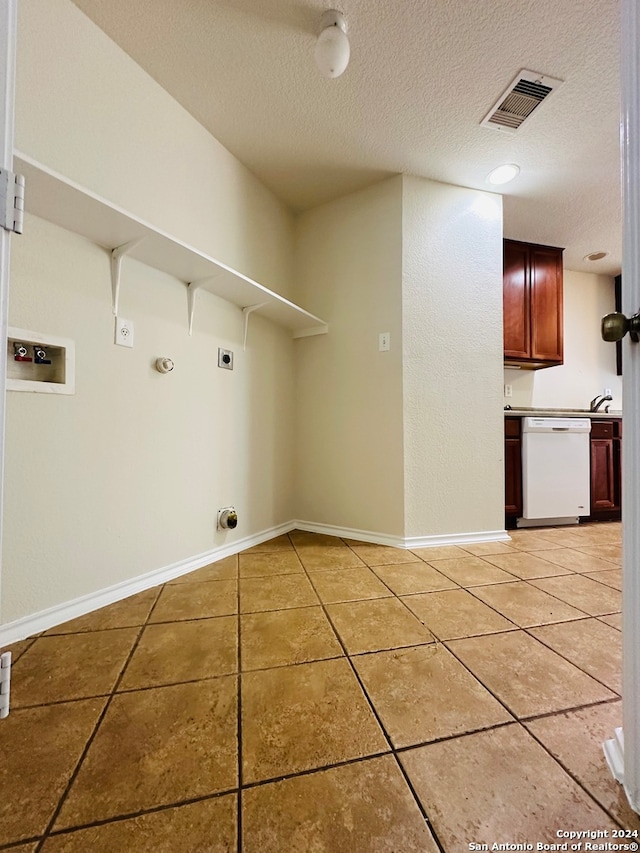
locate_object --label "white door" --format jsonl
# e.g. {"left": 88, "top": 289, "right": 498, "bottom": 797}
{"left": 603, "top": 0, "right": 640, "bottom": 814}
{"left": 0, "top": 0, "right": 18, "bottom": 622}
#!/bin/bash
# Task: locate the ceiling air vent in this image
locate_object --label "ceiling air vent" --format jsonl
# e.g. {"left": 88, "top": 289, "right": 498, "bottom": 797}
{"left": 481, "top": 69, "right": 563, "bottom": 133}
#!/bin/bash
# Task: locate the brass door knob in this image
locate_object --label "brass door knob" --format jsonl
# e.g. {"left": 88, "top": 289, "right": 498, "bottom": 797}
{"left": 601, "top": 311, "right": 640, "bottom": 342}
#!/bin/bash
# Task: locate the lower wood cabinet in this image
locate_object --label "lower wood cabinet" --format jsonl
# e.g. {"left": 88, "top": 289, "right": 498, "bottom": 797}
{"left": 589, "top": 419, "right": 622, "bottom": 521}
{"left": 504, "top": 417, "right": 522, "bottom": 527}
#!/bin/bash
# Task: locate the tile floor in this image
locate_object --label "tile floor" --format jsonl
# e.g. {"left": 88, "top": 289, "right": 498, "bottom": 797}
{"left": 0, "top": 521, "right": 638, "bottom": 851}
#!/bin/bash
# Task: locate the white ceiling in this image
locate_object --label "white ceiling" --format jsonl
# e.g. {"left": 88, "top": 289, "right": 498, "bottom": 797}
{"left": 71, "top": 0, "right": 622, "bottom": 275}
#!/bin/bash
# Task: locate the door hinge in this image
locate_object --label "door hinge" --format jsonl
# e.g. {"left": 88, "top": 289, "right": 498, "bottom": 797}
{"left": 0, "top": 652, "right": 12, "bottom": 719}
{"left": 0, "top": 169, "right": 25, "bottom": 235}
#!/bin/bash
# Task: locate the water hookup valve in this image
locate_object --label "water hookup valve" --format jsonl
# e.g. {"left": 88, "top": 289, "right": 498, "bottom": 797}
{"left": 13, "top": 342, "right": 31, "bottom": 362}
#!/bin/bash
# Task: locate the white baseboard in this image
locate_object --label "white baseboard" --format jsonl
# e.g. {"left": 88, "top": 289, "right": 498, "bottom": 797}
{"left": 0, "top": 520, "right": 295, "bottom": 647}
{"left": 293, "top": 519, "right": 405, "bottom": 547}
{"left": 294, "top": 519, "right": 510, "bottom": 549}
{"left": 0, "top": 518, "right": 510, "bottom": 646}
{"left": 405, "top": 529, "right": 511, "bottom": 548}
{"left": 603, "top": 727, "right": 625, "bottom": 785}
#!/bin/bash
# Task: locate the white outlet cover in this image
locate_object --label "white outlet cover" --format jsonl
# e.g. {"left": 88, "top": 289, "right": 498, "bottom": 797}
{"left": 115, "top": 317, "right": 134, "bottom": 348}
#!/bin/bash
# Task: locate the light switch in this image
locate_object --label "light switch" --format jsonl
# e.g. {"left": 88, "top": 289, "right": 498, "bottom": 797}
{"left": 379, "top": 332, "right": 390, "bottom": 352}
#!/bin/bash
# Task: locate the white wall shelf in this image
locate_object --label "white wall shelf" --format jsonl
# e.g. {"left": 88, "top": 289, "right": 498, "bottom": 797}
{"left": 13, "top": 152, "right": 329, "bottom": 340}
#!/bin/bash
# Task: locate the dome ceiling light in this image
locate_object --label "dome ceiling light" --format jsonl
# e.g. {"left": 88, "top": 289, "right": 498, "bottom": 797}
{"left": 315, "top": 10, "right": 350, "bottom": 79}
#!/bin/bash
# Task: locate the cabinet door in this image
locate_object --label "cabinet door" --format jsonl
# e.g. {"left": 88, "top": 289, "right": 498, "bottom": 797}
{"left": 505, "top": 437, "right": 522, "bottom": 516}
{"left": 530, "top": 246, "right": 563, "bottom": 363}
{"left": 591, "top": 438, "right": 616, "bottom": 511}
{"left": 613, "top": 436, "right": 622, "bottom": 507}
{"left": 503, "top": 241, "right": 530, "bottom": 359}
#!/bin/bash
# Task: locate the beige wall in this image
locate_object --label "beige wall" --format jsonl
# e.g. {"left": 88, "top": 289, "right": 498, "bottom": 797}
{"left": 293, "top": 176, "right": 506, "bottom": 541}
{"left": 2, "top": 215, "right": 295, "bottom": 624}
{"left": 402, "top": 177, "right": 505, "bottom": 538}
{"left": 2, "top": 0, "right": 298, "bottom": 625}
{"left": 294, "top": 178, "right": 405, "bottom": 537}
{"left": 505, "top": 271, "right": 621, "bottom": 410}
{"left": 16, "top": 0, "right": 294, "bottom": 297}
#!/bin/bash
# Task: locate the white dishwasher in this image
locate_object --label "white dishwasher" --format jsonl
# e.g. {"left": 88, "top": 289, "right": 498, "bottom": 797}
{"left": 520, "top": 417, "right": 591, "bottom": 526}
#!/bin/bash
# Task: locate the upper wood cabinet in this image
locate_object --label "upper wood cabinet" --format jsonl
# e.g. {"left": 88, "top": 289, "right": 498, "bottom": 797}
{"left": 503, "top": 239, "right": 564, "bottom": 369}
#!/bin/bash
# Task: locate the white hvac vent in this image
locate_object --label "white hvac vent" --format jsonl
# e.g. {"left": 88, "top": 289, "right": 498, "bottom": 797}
{"left": 481, "top": 69, "right": 563, "bottom": 132}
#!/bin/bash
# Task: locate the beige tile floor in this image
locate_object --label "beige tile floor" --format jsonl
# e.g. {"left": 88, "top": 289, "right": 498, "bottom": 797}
{"left": 0, "top": 521, "right": 638, "bottom": 852}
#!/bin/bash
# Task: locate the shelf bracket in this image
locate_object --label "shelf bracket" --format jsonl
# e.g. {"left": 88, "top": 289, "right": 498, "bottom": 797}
{"left": 186, "top": 278, "right": 220, "bottom": 335}
{"left": 187, "top": 281, "right": 201, "bottom": 336}
{"left": 242, "top": 303, "right": 269, "bottom": 351}
{"left": 111, "top": 237, "right": 144, "bottom": 316}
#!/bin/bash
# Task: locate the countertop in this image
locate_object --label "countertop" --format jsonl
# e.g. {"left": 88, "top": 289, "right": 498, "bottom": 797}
{"left": 504, "top": 407, "right": 622, "bottom": 419}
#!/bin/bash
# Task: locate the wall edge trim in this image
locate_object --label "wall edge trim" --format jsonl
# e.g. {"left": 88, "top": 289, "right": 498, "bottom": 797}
{"left": 0, "top": 520, "right": 295, "bottom": 646}
{"left": 294, "top": 519, "right": 510, "bottom": 549}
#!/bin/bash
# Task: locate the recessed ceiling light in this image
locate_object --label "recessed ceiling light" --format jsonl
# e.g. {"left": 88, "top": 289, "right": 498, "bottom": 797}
{"left": 487, "top": 164, "right": 520, "bottom": 185}
{"left": 583, "top": 251, "right": 610, "bottom": 262}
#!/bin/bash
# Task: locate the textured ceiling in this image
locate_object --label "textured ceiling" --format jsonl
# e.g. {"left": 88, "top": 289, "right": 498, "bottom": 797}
{"left": 71, "top": 0, "right": 622, "bottom": 275}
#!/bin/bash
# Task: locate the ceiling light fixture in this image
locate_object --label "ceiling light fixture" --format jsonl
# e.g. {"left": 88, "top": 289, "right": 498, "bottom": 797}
{"left": 583, "top": 251, "right": 610, "bottom": 262}
{"left": 487, "top": 164, "right": 521, "bottom": 185}
{"left": 315, "top": 10, "right": 350, "bottom": 79}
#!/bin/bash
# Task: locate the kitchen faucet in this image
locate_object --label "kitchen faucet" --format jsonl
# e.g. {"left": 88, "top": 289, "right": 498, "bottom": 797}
{"left": 590, "top": 394, "right": 613, "bottom": 412}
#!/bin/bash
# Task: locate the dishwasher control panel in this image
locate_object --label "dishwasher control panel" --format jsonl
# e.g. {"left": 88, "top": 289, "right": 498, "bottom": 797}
{"left": 523, "top": 417, "right": 591, "bottom": 433}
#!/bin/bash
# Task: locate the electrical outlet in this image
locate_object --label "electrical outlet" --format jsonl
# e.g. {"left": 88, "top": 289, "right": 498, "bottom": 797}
{"left": 604, "top": 388, "right": 612, "bottom": 397}
{"left": 218, "top": 348, "right": 233, "bottom": 370}
{"left": 379, "top": 332, "right": 390, "bottom": 352}
{"left": 115, "top": 317, "right": 134, "bottom": 348}
{"left": 504, "top": 384, "right": 513, "bottom": 398}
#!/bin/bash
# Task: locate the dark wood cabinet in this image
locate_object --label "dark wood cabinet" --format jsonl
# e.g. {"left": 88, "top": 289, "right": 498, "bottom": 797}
{"left": 504, "top": 242, "right": 529, "bottom": 360}
{"left": 505, "top": 417, "right": 522, "bottom": 526}
{"left": 503, "top": 239, "right": 564, "bottom": 369}
{"left": 589, "top": 419, "right": 622, "bottom": 521}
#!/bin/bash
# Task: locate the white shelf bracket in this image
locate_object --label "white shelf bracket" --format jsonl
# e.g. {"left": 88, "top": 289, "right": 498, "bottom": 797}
{"left": 187, "top": 281, "right": 201, "bottom": 336}
{"left": 242, "top": 303, "right": 269, "bottom": 351}
{"left": 110, "top": 237, "right": 144, "bottom": 316}
{"left": 186, "top": 278, "right": 221, "bottom": 335}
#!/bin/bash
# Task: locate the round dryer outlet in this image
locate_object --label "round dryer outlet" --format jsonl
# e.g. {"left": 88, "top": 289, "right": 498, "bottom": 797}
{"left": 218, "top": 507, "right": 238, "bottom": 530}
